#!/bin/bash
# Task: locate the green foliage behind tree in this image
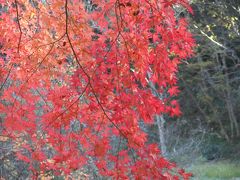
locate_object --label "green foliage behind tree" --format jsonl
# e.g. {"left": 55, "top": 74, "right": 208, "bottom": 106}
{"left": 177, "top": 0, "right": 240, "bottom": 159}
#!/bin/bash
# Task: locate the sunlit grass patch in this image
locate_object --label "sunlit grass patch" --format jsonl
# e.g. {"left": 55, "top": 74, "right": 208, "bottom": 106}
{"left": 187, "top": 161, "right": 240, "bottom": 179}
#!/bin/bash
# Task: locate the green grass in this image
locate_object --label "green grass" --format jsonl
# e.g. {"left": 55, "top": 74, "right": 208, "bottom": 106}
{"left": 187, "top": 161, "right": 240, "bottom": 180}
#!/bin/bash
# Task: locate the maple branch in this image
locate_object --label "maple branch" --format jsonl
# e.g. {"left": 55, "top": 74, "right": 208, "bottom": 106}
{"left": 44, "top": 82, "right": 90, "bottom": 129}
{"left": 10, "top": 33, "right": 66, "bottom": 122}
{"left": 11, "top": 44, "right": 54, "bottom": 114}
{"left": 91, "top": 32, "right": 120, "bottom": 76}
{"left": 0, "top": 64, "right": 13, "bottom": 92}
{"left": 114, "top": 2, "right": 135, "bottom": 79}
{"left": 14, "top": 0, "right": 22, "bottom": 54}
{"left": 64, "top": 5, "right": 140, "bottom": 166}
{"left": 65, "top": 0, "right": 90, "bottom": 81}
{"left": 64, "top": 7, "right": 141, "bottom": 170}
{"left": 64, "top": 1, "right": 147, "bottom": 166}
{"left": 35, "top": 89, "right": 52, "bottom": 110}
{"left": 30, "top": 33, "right": 66, "bottom": 53}
{"left": 64, "top": 0, "right": 130, "bottom": 140}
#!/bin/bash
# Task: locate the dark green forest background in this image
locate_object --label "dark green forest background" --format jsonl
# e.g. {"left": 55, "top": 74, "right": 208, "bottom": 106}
{"left": 178, "top": 0, "right": 240, "bottom": 160}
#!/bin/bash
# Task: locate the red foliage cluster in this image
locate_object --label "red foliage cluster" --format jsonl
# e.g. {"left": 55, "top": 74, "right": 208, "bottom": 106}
{"left": 0, "top": 0, "right": 194, "bottom": 179}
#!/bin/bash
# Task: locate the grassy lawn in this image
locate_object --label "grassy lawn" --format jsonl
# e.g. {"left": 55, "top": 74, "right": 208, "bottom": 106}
{"left": 186, "top": 161, "right": 240, "bottom": 180}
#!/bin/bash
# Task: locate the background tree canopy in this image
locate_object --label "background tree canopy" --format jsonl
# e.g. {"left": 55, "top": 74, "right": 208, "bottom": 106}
{"left": 180, "top": 0, "right": 240, "bottom": 151}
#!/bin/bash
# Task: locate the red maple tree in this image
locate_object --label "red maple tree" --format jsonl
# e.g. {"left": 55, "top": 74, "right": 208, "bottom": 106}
{"left": 0, "top": 0, "right": 195, "bottom": 179}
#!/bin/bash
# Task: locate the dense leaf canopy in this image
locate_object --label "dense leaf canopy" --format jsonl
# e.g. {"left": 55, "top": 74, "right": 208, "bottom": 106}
{"left": 0, "top": 0, "right": 194, "bottom": 179}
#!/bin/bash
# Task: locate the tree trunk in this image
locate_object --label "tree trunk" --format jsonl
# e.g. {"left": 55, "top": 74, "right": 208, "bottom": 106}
{"left": 156, "top": 115, "right": 167, "bottom": 157}
{"left": 197, "top": 55, "right": 230, "bottom": 141}
{"left": 221, "top": 54, "right": 239, "bottom": 137}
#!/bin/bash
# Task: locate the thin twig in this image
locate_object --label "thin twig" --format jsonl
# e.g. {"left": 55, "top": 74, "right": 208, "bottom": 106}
{"left": 0, "top": 64, "right": 13, "bottom": 92}
{"left": 15, "top": 0, "right": 22, "bottom": 54}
